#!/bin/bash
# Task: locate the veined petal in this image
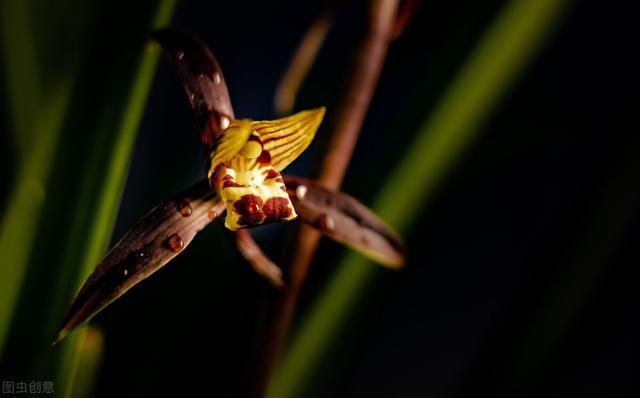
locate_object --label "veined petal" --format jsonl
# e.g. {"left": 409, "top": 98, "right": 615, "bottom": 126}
{"left": 207, "top": 108, "right": 324, "bottom": 230}
{"left": 208, "top": 119, "right": 253, "bottom": 180}
{"left": 252, "top": 107, "right": 325, "bottom": 171}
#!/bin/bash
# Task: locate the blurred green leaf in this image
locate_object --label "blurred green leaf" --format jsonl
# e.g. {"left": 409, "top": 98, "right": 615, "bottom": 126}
{"left": 0, "top": 1, "right": 76, "bottom": 356}
{"left": 66, "top": 326, "right": 104, "bottom": 398}
{"left": 269, "top": 0, "right": 572, "bottom": 397}
{"left": 0, "top": 0, "right": 175, "bottom": 395}
{"left": 50, "top": 2, "right": 176, "bottom": 395}
{"left": 0, "top": 1, "right": 41, "bottom": 155}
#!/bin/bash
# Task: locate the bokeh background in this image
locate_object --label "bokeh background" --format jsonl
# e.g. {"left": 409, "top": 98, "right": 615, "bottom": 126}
{"left": 1, "top": 0, "right": 637, "bottom": 397}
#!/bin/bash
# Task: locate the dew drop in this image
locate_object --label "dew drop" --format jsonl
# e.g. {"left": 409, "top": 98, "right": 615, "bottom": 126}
{"left": 176, "top": 51, "right": 185, "bottom": 60}
{"left": 208, "top": 209, "right": 218, "bottom": 220}
{"left": 123, "top": 269, "right": 128, "bottom": 276}
{"left": 325, "top": 216, "right": 336, "bottom": 231}
{"left": 166, "top": 234, "right": 184, "bottom": 252}
{"left": 314, "top": 213, "right": 335, "bottom": 232}
{"left": 131, "top": 250, "right": 145, "bottom": 259}
{"left": 295, "top": 185, "right": 308, "bottom": 200}
{"left": 213, "top": 72, "right": 221, "bottom": 84}
{"left": 220, "top": 116, "right": 230, "bottom": 130}
{"left": 177, "top": 199, "right": 192, "bottom": 217}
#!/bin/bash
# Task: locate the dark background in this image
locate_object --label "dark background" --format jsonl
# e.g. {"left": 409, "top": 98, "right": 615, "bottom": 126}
{"left": 1, "top": 0, "right": 638, "bottom": 397}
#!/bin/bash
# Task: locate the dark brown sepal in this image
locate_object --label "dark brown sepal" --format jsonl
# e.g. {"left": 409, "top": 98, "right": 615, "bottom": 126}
{"left": 284, "top": 176, "right": 405, "bottom": 268}
{"left": 151, "top": 28, "right": 235, "bottom": 147}
{"left": 53, "top": 180, "right": 224, "bottom": 345}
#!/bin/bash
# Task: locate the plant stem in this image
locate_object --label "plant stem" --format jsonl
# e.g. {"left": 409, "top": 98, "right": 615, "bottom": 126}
{"left": 250, "top": 1, "right": 399, "bottom": 396}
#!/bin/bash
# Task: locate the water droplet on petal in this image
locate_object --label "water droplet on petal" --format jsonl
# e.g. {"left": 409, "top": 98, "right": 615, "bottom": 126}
{"left": 213, "top": 72, "right": 221, "bottom": 84}
{"left": 177, "top": 199, "right": 192, "bottom": 217}
{"left": 208, "top": 210, "right": 218, "bottom": 220}
{"left": 314, "top": 213, "right": 335, "bottom": 232}
{"left": 220, "top": 116, "right": 230, "bottom": 130}
{"left": 176, "top": 51, "right": 185, "bottom": 60}
{"left": 295, "top": 185, "right": 307, "bottom": 200}
{"left": 166, "top": 234, "right": 184, "bottom": 252}
{"left": 123, "top": 269, "right": 128, "bottom": 276}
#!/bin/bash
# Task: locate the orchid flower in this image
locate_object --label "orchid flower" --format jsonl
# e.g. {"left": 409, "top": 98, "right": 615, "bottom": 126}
{"left": 210, "top": 108, "right": 324, "bottom": 231}
{"left": 53, "top": 29, "right": 404, "bottom": 345}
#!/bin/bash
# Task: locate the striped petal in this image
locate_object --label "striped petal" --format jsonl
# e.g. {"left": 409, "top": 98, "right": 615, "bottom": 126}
{"left": 207, "top": 108, "right": 325, "bottom": 230}
{"left": 252, "top": 107, "right": 325, "bottom": 171}
{"left": 208, "top": 119, "right": 253, "bottom": 180}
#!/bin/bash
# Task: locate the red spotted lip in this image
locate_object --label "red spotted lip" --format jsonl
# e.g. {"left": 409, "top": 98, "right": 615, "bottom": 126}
{"left": 233, "top": 194, "right": 293, "bottom": 227}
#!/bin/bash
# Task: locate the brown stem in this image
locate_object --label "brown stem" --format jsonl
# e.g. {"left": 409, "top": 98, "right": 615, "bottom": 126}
{"left": 235, "top": 229, "right": 285, "bottom": 288}
{"left": 249, "top": 1, "right": 400, "bottom": 396}
{"left": 391, "top": 0, "right": 419, "bottom": 39}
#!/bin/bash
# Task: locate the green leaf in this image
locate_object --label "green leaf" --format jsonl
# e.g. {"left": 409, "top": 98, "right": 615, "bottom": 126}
{"left": 0, "top": 1, "right": 76, "bottom": 357}
{"left": 0, "top": 1, "right": 176, "bottom": 396}
{"left": 52, "top": 2, "right": 177, "bottom": 395}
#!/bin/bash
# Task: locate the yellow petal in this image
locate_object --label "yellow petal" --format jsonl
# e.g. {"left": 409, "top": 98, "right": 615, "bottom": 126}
{"left": 208, "top": 119, "right": 253, "bottom": 179}
{"left": 239, "top": 138, "right": 262, "bottom": 158}
{"left": 252, "top": 107, "right": 325, "bottom": 171}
